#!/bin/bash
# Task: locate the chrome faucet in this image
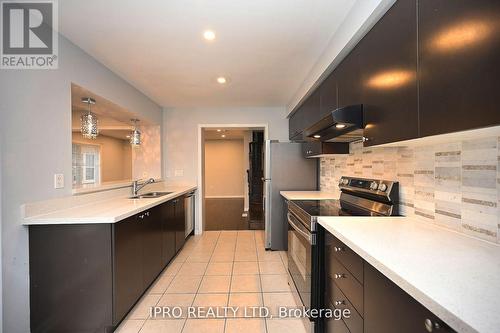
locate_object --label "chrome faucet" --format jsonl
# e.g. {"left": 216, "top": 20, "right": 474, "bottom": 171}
{"left": 132, "top": 178, "right": 155, "bottom": 196}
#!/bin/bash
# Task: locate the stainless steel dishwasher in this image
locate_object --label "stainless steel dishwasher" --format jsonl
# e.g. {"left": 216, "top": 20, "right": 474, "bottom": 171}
{"left": 184, "top": 191, "right": 195, "bottom": 237}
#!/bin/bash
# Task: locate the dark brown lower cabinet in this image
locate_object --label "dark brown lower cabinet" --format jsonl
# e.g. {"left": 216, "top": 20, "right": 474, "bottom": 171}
{"left": 364, "top": 262, "right": 454, "bottom": 333}
{"left": 114, "top": 215, "right": 143, "bottom": 325}
{"left": 29, "top": 224, "right": 114, "bottom": 333}
{"left": 141, "top": 206, "right": 164, "bottom": 288}
{"left": 174, "top": 196, "right": 186, "bottom": 252}
{"left": 162, "top": 200, "right": 176, "bottom": 265}
{"left": 29, "top": 196, "right": 185, "bottom": 333}
{"left": 322, "top": 228, "right": 455, "bottom": 333}
{"left": 325, "top": 300, "right": 351, "bottom": 333}
{"left": 325, "top": 231, "right": 364, "bottom": 333}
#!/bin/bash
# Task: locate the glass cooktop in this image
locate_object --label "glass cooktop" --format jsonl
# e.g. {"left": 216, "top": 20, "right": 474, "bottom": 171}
{"left": 292, "top": 199, "right": 347, "bottom": 217}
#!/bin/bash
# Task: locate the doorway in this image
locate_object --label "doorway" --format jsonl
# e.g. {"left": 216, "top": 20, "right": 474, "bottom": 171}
{"left": 199, "top": 126, "right": 266, "bottom": 232}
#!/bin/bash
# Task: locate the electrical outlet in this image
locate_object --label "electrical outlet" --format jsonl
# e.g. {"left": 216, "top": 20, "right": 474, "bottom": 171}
{"left": 54, "top": 174, "right": 64, "bottom": 189}
{"left": 142, "top": 171, "right": 148, "bottom": 178}
{"left": 174, "top": 169, "right": 183, "bottom": 177}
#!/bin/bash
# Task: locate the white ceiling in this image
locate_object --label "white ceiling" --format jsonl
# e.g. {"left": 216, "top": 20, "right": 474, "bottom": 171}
{"left": 59, "top": 0, "right": 356, "bottom": 108}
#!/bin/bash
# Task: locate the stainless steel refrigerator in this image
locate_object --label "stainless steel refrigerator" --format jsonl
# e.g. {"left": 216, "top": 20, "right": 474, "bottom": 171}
{"left": 263, "top": 140, "right": 317, "bottom": 250}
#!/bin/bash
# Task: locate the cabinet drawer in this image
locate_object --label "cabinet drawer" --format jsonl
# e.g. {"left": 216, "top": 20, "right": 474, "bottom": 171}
{"left": 327, "top": 278, "right": 363, "bottom": 333}
{"left": 328, "top": 234, "right": 363, "bottom": 283}
{"left": 325, "top": 301, "right": 350, "bottom": 333}
{"left": 327, "top": 255, "right": 364, "bottom": 315}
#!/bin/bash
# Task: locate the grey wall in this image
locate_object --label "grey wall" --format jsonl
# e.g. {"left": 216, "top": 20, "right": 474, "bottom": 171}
{"left": 163, "top": 106, "right": 288, "bottom": 186}
{"left": 0, "top": 35, "right": 161, "bottom": 333}
{"left": 162, "top": 106, "right": 288, "bottom": 234}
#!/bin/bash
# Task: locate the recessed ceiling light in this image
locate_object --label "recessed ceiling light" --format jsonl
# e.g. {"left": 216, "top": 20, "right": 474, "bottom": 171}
{"left": 217, "top": 77, "right": 227, "bottom": 84}
{"left": 221, "top": 134, "right": 226, "bottom": 138}
{"left": 217, "top": 129, "right": 221, "bottom": 132}
{"left": 203, "top": 30, "right": 216, "bottom": 41}
{"left": 313, "top": 135, "right": 321, "bottom": 139}
{"left": 336, "top": 124, "right": 346, "bottom": 129}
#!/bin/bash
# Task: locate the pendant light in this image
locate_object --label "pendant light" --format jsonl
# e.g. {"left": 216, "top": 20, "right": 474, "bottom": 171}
{"left": 80, "top": 97, "right": 98, "bottom": 139}
{"left": 130, "top": 119, "right": 141, "bottom": 146}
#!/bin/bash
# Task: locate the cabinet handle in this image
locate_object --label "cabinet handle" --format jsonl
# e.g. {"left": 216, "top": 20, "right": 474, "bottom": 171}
{"left": 424, "top": 319, "right": 441, "bottom": 332}
{"left": 334, "top": 300, "right": 345, "bottom": 306}
{"left": 138, "top": 214, "right": 145, "bottom": 219}
{"left": 145, "top": 211, "right": 150, "bottom": 217}
{"left": 334, "top": 273, "right": 346, "bottom": 279}
{"left": 333, "top": 246, "right": 345, "bottom": 252}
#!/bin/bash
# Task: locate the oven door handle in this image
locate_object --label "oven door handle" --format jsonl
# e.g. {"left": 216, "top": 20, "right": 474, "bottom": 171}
{"left": 287, "top": 213, "right": 313, "bottom": 245}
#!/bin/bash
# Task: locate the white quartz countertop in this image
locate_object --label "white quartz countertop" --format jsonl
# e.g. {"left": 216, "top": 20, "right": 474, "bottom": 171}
{"left": 318, "top": 216, "right": 500, "bottom": 333}
{"left": 23, "top": 185, "right": 197, "bottom": 225}
{"left": 280, "top": 191, "right": 337, "bottom": 201}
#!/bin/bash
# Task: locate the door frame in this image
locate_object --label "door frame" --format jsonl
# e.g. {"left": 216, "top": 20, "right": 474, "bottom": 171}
{"left": 196, "top": 124, "right": 268, "bottom": 235}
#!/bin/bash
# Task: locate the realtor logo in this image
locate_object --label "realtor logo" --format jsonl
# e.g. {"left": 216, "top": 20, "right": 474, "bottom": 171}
{"left": 1, "top": 0, "right": 58, "bottom": 69}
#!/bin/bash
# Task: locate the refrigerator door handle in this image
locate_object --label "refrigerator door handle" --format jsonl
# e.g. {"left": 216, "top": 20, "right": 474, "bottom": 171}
{"left": 263, "top": 195, "right": 265, "bottom": 216}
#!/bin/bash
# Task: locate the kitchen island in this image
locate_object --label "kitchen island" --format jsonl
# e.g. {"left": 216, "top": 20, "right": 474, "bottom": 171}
{"left": 24, "top": 185, "right": 196, "bottom": 333}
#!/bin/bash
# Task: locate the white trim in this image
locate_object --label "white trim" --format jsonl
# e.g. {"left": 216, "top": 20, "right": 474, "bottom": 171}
{"left": 204, "top": 195, "right": 245, "bottom": 199}
{"left": 196, "top": 124, "right": 268, "bottom": 236}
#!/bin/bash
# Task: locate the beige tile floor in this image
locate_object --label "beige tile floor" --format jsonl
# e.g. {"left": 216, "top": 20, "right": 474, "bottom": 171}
{"left": 115, "top": 230, "right": 307, "bottom": 333}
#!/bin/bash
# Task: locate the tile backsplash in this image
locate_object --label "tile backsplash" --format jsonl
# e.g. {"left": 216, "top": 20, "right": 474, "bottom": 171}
{"left": 319, "top": 136, "right": 500, "bottom": 244}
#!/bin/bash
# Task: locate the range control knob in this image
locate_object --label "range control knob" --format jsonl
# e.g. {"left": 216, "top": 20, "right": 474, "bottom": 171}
{"left": 379, "top": 183, "right": 388, "bottom": 192}
{"left": 342, "top": 178, "right": 349, "bottom": 185}
{"left": 370, "top": 181, "right": 378, "bottom": 190}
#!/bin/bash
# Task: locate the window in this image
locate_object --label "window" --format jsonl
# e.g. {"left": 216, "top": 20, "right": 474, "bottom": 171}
{"left": 82, "top": 152, "right": 98, "bottom": 183}
{"left": 72, "top": 143, "right": 100, "bottom": 186}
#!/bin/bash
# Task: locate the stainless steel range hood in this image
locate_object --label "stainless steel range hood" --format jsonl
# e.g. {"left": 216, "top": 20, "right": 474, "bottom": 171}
{"left": 303, "top": 104, "right": 364, "bottom": 142}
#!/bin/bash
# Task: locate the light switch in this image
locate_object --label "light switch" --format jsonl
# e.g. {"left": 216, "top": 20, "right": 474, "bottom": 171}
{"left": 174, "top": 169, "right": 184, "bottom": 177}
{"left": 54, "top": 174, "right": 64, "bottom": 189}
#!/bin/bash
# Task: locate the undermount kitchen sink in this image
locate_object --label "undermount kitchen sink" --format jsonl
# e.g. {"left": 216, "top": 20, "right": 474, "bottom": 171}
{"left": 129, "top": 192, "right": 173, "bottom": 199}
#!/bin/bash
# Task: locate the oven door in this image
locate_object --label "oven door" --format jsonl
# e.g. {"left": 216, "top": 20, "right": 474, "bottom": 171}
{"left": 287, "top": 211, "right": 314, "bottom": 312}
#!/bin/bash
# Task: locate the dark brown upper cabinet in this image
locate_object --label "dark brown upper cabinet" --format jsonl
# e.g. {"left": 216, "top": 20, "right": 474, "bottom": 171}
{"left": 302, "top": 141, "right": 349, "bottom": 158}
{"left": 418, "top": 0, "right": 500, "bottom": 137}
{"left": 360, "top": 0, "right": 419, "bottom": 146}
{"left": 336, "top": 44, "right": 363, "bottom": 108}
{"left": 289, "top": 89, "right": 321, "bottom": 141}
{"left": 302, "top": 89, "right": 321, "bottom": 130}
{"left": 289, "top": 106, "right": 305, "bottom": 140}
{"left": 319, "top": 71, "right": 338, "bottom": 119}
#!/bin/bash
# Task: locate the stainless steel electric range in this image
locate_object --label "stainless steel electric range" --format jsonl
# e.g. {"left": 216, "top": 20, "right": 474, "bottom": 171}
{"left": 286, "top": 176, "right": 399, "bottom": 333}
